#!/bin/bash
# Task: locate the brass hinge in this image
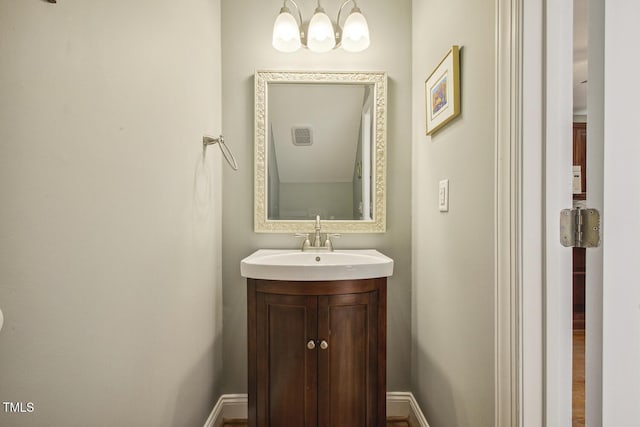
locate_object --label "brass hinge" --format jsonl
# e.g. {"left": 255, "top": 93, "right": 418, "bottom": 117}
{"left": 560, "top": 208, "right": 601, "bottom": 248}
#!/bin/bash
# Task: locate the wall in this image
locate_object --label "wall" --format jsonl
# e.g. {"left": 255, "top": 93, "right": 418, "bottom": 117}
{"left": 220, "top": 0, "right": 412, "bottom": 393}
{"left": 0, "top": 1, "right": 223, "bottom": 426}
{"left": 279, "top": 182, "right": 353, "bottom": 220}
{"left": 411, "top": 1, "right": 496, "bottom": 426}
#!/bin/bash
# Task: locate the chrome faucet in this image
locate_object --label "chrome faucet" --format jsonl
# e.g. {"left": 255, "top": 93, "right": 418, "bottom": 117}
{"left": 296, "top": 215, "right": 340, "bottom": 251}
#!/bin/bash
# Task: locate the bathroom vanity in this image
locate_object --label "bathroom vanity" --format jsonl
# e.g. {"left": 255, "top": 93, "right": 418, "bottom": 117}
{"left": 246, "top": 69, "right": 391, "bottom": 426}
{"left": 242, "top": 249, "right": 393, "bottom": 427}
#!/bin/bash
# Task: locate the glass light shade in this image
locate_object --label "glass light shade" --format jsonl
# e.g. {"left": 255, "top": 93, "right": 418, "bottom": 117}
{"left": 307, "top": 10, "right": 336, "bottom": 53}
{"left": 272, "top": 10, "right": 301, "bottom": 52}
{"left": 341, "top": 11, "right": 370, "bottom": 52}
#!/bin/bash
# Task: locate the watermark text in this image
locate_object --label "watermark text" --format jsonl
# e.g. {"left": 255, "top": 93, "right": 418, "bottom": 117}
{"left": 2, "top": 401, "right": 35, "bottom": 413}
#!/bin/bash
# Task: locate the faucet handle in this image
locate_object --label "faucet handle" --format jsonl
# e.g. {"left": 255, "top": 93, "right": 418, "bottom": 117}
{"left": 295, "top": 233, "right": 311, "bottom": 250}
{"left": 324, "top": 233, "right": 341, "bottom": 251}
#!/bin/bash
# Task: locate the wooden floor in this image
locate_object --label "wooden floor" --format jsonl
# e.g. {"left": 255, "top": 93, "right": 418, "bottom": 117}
{"left": 573, "top": 329, "right": 585, "bottom": 427}
{"left": 222, "top": 417, "right": 412, "bottom": 427}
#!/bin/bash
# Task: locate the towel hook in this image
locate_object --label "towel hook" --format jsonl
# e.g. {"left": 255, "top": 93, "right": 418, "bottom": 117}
{"left": 203, "top": 135, "right": 238, "bottom": 171}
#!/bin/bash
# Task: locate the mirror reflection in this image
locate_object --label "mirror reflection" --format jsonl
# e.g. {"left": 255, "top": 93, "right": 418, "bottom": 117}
{"left": 268, "top": 83, "right": 375, "bottom": 221}
{"left": 254, "top": 71, "right": 387, "bottom": 233}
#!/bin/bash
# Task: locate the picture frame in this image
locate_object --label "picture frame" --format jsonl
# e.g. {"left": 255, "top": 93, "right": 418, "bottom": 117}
{"left": 425, "top": 45, "right": 461, "bottom": 135}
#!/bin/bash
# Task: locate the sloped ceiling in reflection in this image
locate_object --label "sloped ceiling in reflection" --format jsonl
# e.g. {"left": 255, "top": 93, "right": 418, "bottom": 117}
{"left": 269, "top": 83, "right": 364, "bottom": 183}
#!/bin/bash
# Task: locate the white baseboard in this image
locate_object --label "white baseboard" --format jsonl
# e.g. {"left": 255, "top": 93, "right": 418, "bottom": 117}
{"left": 386, "top": 392, "right": 430, "bottom": 427}
{"left": 204, "top": 392, "right": 429, "bottom": 427}
{"left": 203, "top": 394, "right": 247, "bottom": 427}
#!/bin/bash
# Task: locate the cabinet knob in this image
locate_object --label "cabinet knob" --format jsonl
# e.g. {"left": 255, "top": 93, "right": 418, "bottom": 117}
{"left": 320, "top": 340, "right": 329, "bottom": 350}
{"left": 307, "top": 340, "right": 316, "bottom": 350}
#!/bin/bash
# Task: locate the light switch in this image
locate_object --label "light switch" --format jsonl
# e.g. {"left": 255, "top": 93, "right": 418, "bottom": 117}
{"left": 439, "top": 179, "right": 449, "bottom": 212}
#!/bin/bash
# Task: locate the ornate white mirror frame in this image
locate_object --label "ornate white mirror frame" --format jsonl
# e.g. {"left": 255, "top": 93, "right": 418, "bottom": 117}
{"left": 254, "top": 70, "right": 387, "bottom": 233}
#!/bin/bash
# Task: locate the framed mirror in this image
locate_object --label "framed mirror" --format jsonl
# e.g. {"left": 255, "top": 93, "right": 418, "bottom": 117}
{"left": 254, "top": 70, "right": 387, "bottom": 233}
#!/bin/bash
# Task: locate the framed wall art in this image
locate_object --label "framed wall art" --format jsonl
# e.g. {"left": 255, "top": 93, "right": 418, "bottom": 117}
{"left": 425, "top": 45, "right": 461, "bottom": 135}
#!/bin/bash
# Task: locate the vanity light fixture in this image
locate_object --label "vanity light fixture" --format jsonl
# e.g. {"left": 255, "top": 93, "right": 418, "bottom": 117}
{"left": 272, "top": 0, "right": 370, "bottom": 53}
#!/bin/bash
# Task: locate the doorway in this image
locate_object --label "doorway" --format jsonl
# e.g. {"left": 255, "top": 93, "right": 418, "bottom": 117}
{"left": 571, "top": 121, "right": 587, "bottom": 426}
{"left": 571, "top": 0, "right": 606, "bottom": 424}
{"left": 572, "top": 1, "right": 588, "bottom": 425}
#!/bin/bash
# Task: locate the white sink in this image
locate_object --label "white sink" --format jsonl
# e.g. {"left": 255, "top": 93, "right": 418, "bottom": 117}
{"left": 240, "top": 249, "right": 394, "bottom": 281}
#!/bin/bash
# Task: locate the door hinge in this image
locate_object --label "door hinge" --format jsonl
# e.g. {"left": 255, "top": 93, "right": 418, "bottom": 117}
{"left": 560, "top": 207, "right": 601, "bottom": 248}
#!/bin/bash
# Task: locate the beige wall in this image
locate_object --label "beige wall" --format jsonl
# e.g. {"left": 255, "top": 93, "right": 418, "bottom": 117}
{"left": 411, "top": 1, "right": 496, "bottom": 426}
{"left": 279, "top": 182, "right": 354, "bottom": 220}
{"left": 0, "top": 1, "right": 223, "bottom": 426}
{"left": 220, "top": 0, "right": 412, "bottom": 392}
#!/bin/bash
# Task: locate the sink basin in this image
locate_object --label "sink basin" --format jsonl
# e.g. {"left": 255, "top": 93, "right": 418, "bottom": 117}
{"left": 241, "top": 249, "right": 394, "bottom": 281}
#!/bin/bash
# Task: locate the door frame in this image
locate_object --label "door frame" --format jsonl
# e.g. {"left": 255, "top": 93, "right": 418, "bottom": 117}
{"left": 496, "top": 0, "right": 578, "bottom": 425}
{"left": 494, "top": 0, "right": 524, "bottom": 424}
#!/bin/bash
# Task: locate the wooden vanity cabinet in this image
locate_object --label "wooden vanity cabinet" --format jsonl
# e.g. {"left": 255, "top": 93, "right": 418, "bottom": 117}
{"left": 247, "top": 278, "right": 387, "bottom": 427}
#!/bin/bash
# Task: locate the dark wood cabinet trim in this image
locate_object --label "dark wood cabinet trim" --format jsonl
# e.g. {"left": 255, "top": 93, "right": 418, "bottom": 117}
{"left": 247, "top": 280, "right": 257, "bottom": 426}
{"left": 376, "top": 278, "right": 387, "bottom": 426}
{"left": 254, "top": 278, "right": 381, "bottom": 295}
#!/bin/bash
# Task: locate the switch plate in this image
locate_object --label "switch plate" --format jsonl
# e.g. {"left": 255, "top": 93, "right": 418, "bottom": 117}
{"left": 439, "top": 179, "right": 449, "bottom": 212}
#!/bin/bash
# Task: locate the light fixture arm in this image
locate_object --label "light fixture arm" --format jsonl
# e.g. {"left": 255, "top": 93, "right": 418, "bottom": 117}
{"left": 282, "top": 0, "right": 303, "bottom": 28}
{"left": 336, "top": 0, "right": 359, "bottom": 27}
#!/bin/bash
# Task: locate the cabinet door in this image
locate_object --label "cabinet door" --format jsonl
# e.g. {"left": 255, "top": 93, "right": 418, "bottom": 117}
{"left": 317, "top": 292, "right": 380, "bottom": 427}
{"left": 256, "top": 293, "right": 318, "bottom": 427}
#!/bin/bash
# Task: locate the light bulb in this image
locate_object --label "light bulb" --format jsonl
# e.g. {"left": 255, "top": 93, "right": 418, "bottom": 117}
{"left": 307, "top": 8, "right": 336, "bottom": 53}
{"left": 341, "top": 9, "right": 370, "bottom": 52}
{"left": 272, "top": 8, "right": 301, "bottom": 52}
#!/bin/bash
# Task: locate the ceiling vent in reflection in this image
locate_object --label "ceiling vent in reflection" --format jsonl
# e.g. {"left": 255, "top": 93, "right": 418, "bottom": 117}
{"left": 291, "top": 126, "right": 313, "bottom": 146}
